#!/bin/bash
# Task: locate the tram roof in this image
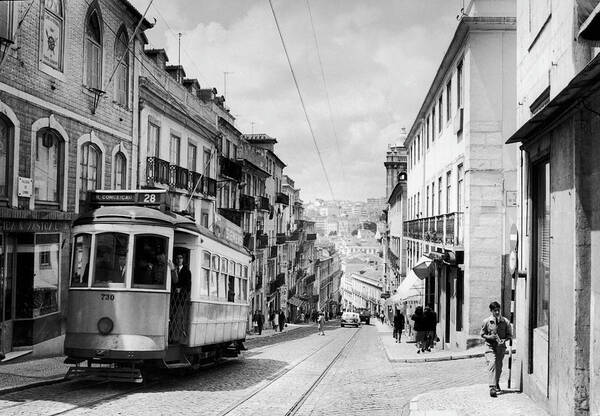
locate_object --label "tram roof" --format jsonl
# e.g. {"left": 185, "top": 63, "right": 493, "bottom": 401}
{"left": 74, "top": 206, "right": 199, "bottom": 232}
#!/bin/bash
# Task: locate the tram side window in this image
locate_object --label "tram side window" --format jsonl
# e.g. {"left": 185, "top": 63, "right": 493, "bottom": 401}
{"left": 210, "top": 254, "right": 219, "bottom": 297}
{"left": 93, "top": 233, "right": 129, "bottom": 286}
{"left": 133, "top": 235, "right": 168, "bottom": 288}
{"left": 71, "top": 234, "right": 91, "bottom": 287}
{"left": 218, "top": 257, "right": 227, "bottom": 299}
{"left": 200, "top": 251, "right": 210, "bottom": 296}
{"left": 234, "top": 262, "right": 241, "bottom": 302}
{"left": 227, "top": 259, "right": 235, "bottom": 302}
{"left": 243, "top": 265, "right": 248, "bottom": 301}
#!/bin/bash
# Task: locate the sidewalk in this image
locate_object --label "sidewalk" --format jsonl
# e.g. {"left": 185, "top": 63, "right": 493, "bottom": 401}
{"left": 375, "top": 320, "right": 486, "bottom": 363}
{"left": 408, "top": 384, "right": 550, "bottom": 416}
{"left": 245, "top": 322, "right": 306, "bottom": 340}
{"left": 0, "top": 355, "right": 68, "bottom": 394}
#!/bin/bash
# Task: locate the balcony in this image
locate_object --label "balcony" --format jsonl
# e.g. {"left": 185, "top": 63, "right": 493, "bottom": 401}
{"left": 269, "top": 273, "right": 286, "bottom": 294}
{"left": 219, "top": 208, "right": 243, "bottom": 227}
{"left": 258, "top": 196, "right": 270, "bottom": 211}
{"left": 306, "top": 233, "right": 317, "bottom": 241}
{"left": 146, "top": 157, "right": 170, "bottom": 186}
{"left": 202, "top": 176, "right": 217, "bottom": 197}
{"left": 239, "top": 194, "right": 256, "bottom": 211}
{"left": 219, "top": 156, "right": 243, "bottom": 182}
{"left": 276, "top": 233, "right": 286, "bottom": 244}
{"left": 288, "top": 230, "right": 301, "bottom": 241}
{"left": 404, "top": 212, "right": 464, "bottom": 247}
{"left": 243, "top": 232, "right": 254, "bottom": 251}
{"left": 169, "top": 165, "right": 189, "bottom": 189}
{"left": 275, "top": 192, "right": 289, "bottom": 205}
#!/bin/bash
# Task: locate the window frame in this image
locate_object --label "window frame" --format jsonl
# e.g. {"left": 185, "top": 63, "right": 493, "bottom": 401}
{"left": 34, "top": 128, "right": 63, "bottom": 207}
{"left": 84, "top": 7, "right": 103, "bottom": 91}
{"left": 39, "top": 0, "right": 65, "bottom": 75}
{"left": 114, "top": 27, "right": 129, "bottom": 107}
{"left": 79, "top": 142, "right": 101, "bottom": 199}
{"left": 114, "top": 151, "right": 126, "bottom": 190}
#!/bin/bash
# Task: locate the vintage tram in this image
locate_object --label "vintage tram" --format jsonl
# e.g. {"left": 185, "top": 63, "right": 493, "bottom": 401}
{"left": 64, "top": 190, "right": 251, "bottom": 382}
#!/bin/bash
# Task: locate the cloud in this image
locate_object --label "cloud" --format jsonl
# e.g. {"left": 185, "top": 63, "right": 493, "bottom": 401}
{"left": 130, "top": 0, "right": 460, "bottom": 201}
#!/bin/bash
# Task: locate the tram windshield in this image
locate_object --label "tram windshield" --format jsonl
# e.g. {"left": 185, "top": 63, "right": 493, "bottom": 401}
{"left": 93, "top": 233, "right": 129, "bottom": 287}
{"left": 71, "top": 234, "right": 91, "bottom": 287}
{"left": 132, "top": 235, "right": 168, "bottom": 289}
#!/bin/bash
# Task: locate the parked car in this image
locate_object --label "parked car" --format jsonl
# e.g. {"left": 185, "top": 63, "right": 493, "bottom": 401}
{"left": 340, "top": 312, "right": 360, "bottom": 328}
{"left": 357, "top": 309, "right": 371, "bottom": 325}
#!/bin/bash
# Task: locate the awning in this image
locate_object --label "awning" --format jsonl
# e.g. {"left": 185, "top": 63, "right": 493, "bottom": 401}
{"left": 397, "top": 270, "right": 425, "bottom": 299}
{"left": 506, "top": 52, "right": 600, "bottom": 145}
{"left": 287, "top": 296, "right": 305, "bottom": 308}
{"left": 412, "top": 255, "right": 433, "bottom": 280}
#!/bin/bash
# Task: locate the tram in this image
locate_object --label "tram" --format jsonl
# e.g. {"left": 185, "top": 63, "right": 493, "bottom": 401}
{"left": 64, "top": 190, "right": 251, "bottom": 382}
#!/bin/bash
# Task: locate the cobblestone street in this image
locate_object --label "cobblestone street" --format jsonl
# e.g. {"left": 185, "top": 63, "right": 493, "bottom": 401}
{"left": 0, "top": 322, "right": 490, "bottom": 415}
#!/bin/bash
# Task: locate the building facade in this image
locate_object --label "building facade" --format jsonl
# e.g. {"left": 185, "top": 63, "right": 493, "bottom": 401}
{"left": 403, "top": 0, "right": 518, "bottom": 350}
{"left": 507, "top": 1, "right": 600, "bottom": 414}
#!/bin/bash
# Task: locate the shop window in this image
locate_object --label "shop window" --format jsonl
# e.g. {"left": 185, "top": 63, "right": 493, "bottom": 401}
{"left": 0, "top": 116, "right": 11, "bottom": 198}
{"left": 84, "top": 7, "right": 103, "bottom": 90}
{"left": 35, "top": 129, "right": 63, "bottom": 205}
{"left": 80, "top": 142, "right": 101, "bottom": 201}
{"left": 93, "top": 232, "right": 128, "bottom": 286}
{"left": 114, "top": 151, "right": 126, "bottom": 189}
{"left": 71, "top": 233, "right": 91, "bottom": 287}
{"left": 132, "top": 235, "right": 168, "bottom": 289}
{"left": 41, "top": 0, "right": 64, "bottom": 72}
{"left": 114, "top": 27, "right": 129, "bottom": 106}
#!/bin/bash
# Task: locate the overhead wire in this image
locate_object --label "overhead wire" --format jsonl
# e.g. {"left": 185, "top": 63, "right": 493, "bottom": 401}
{"left": 305, "top": 0, "right": 346, "bottom": 187}
{"left": 267, "top": 0, "right": 336, "bottom": 202}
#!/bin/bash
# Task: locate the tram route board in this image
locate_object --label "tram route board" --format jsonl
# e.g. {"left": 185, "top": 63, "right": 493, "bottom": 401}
{"left": 88, "top": 190, "right": 167, "bottom": 207}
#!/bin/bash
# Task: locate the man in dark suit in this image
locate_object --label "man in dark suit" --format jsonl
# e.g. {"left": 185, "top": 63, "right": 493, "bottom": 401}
{"left": 172, "top": 254, "right": 191, "bottom": 293}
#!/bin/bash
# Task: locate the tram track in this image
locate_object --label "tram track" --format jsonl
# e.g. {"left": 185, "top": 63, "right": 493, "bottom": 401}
{"left": 217, "top": 327, "right": 361, "bottom": 416}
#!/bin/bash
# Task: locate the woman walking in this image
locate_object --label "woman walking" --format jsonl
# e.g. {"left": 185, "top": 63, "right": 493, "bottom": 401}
{"left": 411, "top": 306, "right": 426, "bottom": 353}
{"left": 317, "top": 311, "right": 325, "bottom": 335}
{"left": 393, "top": 309, "right": 405, "bottom": 343}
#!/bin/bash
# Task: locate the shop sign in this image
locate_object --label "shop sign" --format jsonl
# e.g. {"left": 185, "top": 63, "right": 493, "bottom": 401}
{"left": 2, "top": 220, "right": 64, "bottom": 233}
{"left": 17, "top": 177, "right": 32, "bottom": 198}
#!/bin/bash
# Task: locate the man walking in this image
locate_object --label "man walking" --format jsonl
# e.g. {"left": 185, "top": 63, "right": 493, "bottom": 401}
{"left": 481, "top": 301, "right": 512, "bottom": 397}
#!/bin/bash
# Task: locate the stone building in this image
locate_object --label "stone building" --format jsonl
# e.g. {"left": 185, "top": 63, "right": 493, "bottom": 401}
{"left": 402, "top": 0, "right": 518, "bottom": 350}
{"left": 506, "top": 1, "right": 600, "bottom": 414}
{"left": 0, "top": 0, "right": 151, "bottom": 356}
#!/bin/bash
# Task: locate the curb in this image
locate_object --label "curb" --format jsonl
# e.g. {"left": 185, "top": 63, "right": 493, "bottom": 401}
{"left": 384, "top": 349, "right": 485, "bottom": 363}
{"left": 0, "top": 376, "right": 67, "bottom": 396}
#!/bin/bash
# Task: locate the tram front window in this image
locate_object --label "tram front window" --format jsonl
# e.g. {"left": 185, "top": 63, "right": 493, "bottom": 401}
{"left": 71, "top": 234, "right": 91, "bottom": 287}
{"left": 93, "top": 232, "right": 129, "bottom": 286}
{"left": 133, "top": 235, "right": 168, "bottom": 289}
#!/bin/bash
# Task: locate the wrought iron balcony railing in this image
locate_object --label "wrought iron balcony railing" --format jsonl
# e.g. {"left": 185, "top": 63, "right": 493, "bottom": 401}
{"left": 403, "top": 212, "right": 464, "bottom": 247}
{"left": 276, "top": 233, "right": 286, "bottom": 244}
{"left": 170, "top": 165, "right": 189, "bottom": 189}
{"left": 258, "top": 196, "right": 270, "bottom": 211}
{"left": 257, "top": 233, "right": 269, "bottom": 249}
{"left": 219, "top": 156, "right": 243, "bottom": 182}
{"left": 239, "top": 194, "right": 256, "bottom": 211}
{"left": 146, "top": 157, "right": 170, "bottom": 186}
{"left": 276, "top": 192, "right": 289, "bottom": 205}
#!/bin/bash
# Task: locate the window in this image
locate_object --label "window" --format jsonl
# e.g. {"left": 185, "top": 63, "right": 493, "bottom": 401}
{"left": 0, "top": 2, "right": 14, "bottom": 42}
{"left": 432, "top": 108, "right": 436, "bottom": 142}
{"left": 200, "top": 251, "right": 210, "bottom": 296}
{"left": 80, "top": 142, "right": 101, "bottom": 199}
{"left": 147, "top": 122, "right": 159, "bottom": 158}
{"left": 35, "top": 129, "right": 62, "bottom": 203}
{"left": 426, "top": 116, "right": 430, "bottom": 149}
{"left": 203, "top": 148, "right": 211, "bottom": 175}
{"left": 71, "top": 234, "right": 91, "bottom": 287}
{"left": 41, "top": 0, "right": 65, "bottom": 71}
{"left": 446, "top": 80, "right": 452, "bottom": 121}
{"left": 243, "top": 265, "right": 248, "bottom": 300}
{"left": 219, "top": 257, "right": 227, "bottom": 299}
{"left": 457, "top": 61, "right": 463, "bottom": 109}
{"left": 132, "top": 235, "right": 168, "bottom": 288}
{"left": 446, "top": 171, "right": 452, "bottom": 213}
{"left": 438, "top": 177, "right": 442, "bottom": 215}
{"left": 114, "top": 151, "right": 126, "bottom": 189}
{"left": 438, "top": 95, "right": 443, "bottom": 133}
{"left": 114, "top": 28, "right": 129, "bottom": 106}
{"left": 32, "top": 234, "right": 60, "bottom": 316}
{"left": 228, "top": 259, "right": 236, "bottom": 302}
{"left": 417, "top": 135, "right": 421, "bottom": 161}
{"left": 457, "top": 164, "right": 464, "bottom": 212}
{"left": 85, "top": 8, "right": 103, "bottom": 90}
{"left": 426, "top": 186, "right": 430, "bottom": 217}
{"left": 93, "top": 232, "right": 128, "bottom": 286}
{"left": 188, "top": 143, "right": 197, "bottom": 172}
{"left": 0, "top": 116, "right": 11, "bottom": 198}
{"left": 170, "top": 135, "right": 181, "bottom": 166}
{"left": 210, "top": 254, "right": 219, "bottom": 297}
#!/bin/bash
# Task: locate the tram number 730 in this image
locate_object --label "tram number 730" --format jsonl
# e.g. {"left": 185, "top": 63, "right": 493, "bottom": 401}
{"left": 100, "top": 293, "right": 115, "bottom": 301}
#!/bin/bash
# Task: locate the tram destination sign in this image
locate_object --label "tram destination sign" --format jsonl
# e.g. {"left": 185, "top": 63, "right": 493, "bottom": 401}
{"left": 88, "top": 190, "right": 168, "bottom": 207}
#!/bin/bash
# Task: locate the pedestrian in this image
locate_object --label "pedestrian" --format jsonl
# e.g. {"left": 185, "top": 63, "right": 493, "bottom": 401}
{"left": 273, "top": 309, "right": 279, "bottom": 331}
{"left": 393, "top": 309, "right": 405, "bottom": 343}
{"left": 411, "top": 306, "right": 426, "bottom": 353}
{"left": 278, "top": 309, "right": 285, "bottom": 332}
{"left": 317, "top": 311, "right": 325, "bottom": 335}
{"left": 423, "top": 305, "right": 437, "bottom": 351}
{"left": 253, "top": 310, "right": 264, "bottom": 335}
{"left": 379, "top": 312, "right": 384, "bottom": 324}
{"left": 300, "top": 312, "right": 305, "bottom": 323}
{"left": 481, "top": 301, "right": 512, "bottom": 398}
{"left": 269, "top": 310, "right": 275, "bottom": 330}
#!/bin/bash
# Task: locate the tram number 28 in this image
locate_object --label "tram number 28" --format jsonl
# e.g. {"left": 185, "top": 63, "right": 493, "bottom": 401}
{"left": 101, "top": 293, "right": 115, "bottom": 301}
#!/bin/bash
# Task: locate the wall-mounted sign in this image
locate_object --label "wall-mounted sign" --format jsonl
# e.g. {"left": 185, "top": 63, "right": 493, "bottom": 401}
{"left": 506, "top": 191, "right": 518, "bottom": 207}
{"left": 18, "top": 177, "right": 32, "bottom": 198}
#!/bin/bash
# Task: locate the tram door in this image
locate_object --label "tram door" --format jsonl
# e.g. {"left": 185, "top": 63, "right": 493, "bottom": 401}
{"left": 169, "top": 247, "right": 191, "bottom": 345}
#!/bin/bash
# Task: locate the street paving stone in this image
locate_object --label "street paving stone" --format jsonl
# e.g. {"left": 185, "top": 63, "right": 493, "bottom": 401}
{"left": 0, "top": 321, "right": 537, "bottom": 415}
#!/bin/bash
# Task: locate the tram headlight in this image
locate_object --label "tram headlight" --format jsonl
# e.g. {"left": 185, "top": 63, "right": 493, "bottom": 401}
{"left": 97, "top": 317, "right": 114, "bottom": 335}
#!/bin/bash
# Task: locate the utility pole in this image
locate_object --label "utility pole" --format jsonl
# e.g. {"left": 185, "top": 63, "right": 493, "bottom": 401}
{"left": 177, "top": 33, "right": 182, "bottom": 81}
{"left": 223, "top": 71, "right": 234, "bottom": 100}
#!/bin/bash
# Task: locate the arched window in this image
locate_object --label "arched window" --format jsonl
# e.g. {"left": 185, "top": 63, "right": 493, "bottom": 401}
{"left": 114, "top": 28, "right": 129, "bottom": 106}
{"left": 0, "top": 116, "right": 10, "bottom": 197}
{"left": 35, "top": 129, "right": 62, "bottom": 203}
{"left": 41, "top": 0, "right": 64, "bottom": 71}
{"left": 85, "top": 8, "right": 102, "bottom": 90}
{"left": 114, "top": 151, "right": 126, "bottom": 189}
{"left": 80, "top": 142, "right": 101, "bottom": 198}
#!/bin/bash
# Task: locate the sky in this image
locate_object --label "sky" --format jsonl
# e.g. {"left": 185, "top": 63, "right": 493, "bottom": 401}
{"left": 129, "top": 0, "right": 463, "bottom": 202}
